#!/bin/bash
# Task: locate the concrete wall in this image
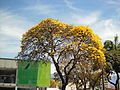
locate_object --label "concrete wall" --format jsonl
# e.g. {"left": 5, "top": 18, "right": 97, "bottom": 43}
{"left": 0, "top": 58, "right": 17, "bottom": 69}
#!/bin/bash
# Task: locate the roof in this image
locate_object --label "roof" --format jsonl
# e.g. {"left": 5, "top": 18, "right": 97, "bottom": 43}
{"left": 0, "top": 58, "right": 51, "bottom": 62}
{"left": 0, "top": 58, "right": 17, "bottom": 69}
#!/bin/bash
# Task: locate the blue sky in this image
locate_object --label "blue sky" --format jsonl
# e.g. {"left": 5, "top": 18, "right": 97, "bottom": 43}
{"left": 0, "top": 0, "right": 120, "bottom": 58}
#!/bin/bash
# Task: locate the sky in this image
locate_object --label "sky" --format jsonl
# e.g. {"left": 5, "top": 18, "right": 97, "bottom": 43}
{"left": 0, "top": 0, "right": 120, "bottom": 58}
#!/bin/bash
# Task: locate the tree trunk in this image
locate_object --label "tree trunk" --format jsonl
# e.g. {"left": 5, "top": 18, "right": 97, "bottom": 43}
{"left": 115, "top": 71, "right": 119, "bottom": 90}
{"left": 62, "top": 86, "right": 66, "bottom": 90}
{"left": 76, "top": 83, "right": 79, "bottom": 90}
{"left": 61, "top": 83, "right": 67, "bottom": 90}
{"left": 107, "top": 71, "right": 119, "bottom": 90}
{"left": 114, "top": 71, "right": 119, "bottom": 90}
{"left": 115, "top": 84, "right": 118, "bottom": 90}
{"left": 76, "top": 87, "right": 79, "bottom": 90}
{"left": 83, "top": 83, "right": 86, "bottom": 90}
{"left": 52, "top": 56, "right": 67, "bottom": 90}
{"left": 102, "top": 69, "right": 105, "bottom": 90}
{"left": 110, "top": 82, "right": 118, "bottom": 90}
{"left": 118, "top": 79, "right": 120, "bottom": 90}
{"left": 92, "top": 86, "right": 95, "bottom": 90}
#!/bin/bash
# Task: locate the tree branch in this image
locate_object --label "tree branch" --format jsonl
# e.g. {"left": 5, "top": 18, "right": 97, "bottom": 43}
{"left": 107, "top": 72, "right": 116, "bottom": 86}
{"left": 51, "top": 55, "right": 65, "bottom": 84}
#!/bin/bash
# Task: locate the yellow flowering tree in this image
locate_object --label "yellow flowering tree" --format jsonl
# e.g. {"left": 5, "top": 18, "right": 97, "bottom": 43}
{"left": 17, "top": 18, "right": 106, "bottom": 90}
{"left": 50, "top": 80, "right": 61, "bottom": 88}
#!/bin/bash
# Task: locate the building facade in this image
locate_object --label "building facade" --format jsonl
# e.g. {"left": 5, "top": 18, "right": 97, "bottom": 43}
{"left": 0, "top": 58, "right": 49, "bottom": 90}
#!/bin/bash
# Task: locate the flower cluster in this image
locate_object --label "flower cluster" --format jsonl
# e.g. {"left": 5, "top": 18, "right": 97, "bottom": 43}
{"left": 20, "top": 18, "right": 106, "bottom": 67}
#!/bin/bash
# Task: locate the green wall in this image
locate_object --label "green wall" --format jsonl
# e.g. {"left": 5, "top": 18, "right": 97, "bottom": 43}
{"left": 16, "top": 60, "right": 51, "bottom": 87}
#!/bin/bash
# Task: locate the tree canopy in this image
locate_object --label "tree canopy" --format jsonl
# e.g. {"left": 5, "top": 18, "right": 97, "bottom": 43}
{"left": 17, "top": 18, "right": 106, "bottom": 90}
{"left": 104, "top": 35, "right": 120, "bottom": 90}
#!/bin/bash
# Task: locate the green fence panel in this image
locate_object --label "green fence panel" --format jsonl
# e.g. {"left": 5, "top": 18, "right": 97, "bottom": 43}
{"left": 16, "top": 60, "right": 51, "bottom": 87}
{"left": 37, "top": 61, "right": 51, "bottom": 87}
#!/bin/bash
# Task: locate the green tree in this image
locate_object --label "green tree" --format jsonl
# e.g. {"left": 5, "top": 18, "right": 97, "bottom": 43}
{"left": 17, "top": 18, "right": 106, "bottom": 90}
{"left": 104, "top": 35, "right": 120, "bottom": 90}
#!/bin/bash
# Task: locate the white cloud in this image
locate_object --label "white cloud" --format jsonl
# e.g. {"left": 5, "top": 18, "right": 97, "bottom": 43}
{"left": 105, "top": 0, "right": 120, "bottom": 5}
{"left": 0, "top": 9, "right": 33, "bottom": 38}
{"left": 62, "top": 11, "right": 120, "bottom": 42}
{"left": 91, "top": 19, "right": 120, "bottom": 42}
{"left": 70, "top": 12, "right": 100, "bottom": 25}
{"left": 64, "top": 0, "right": 80, "bottom": 11}
{"left": 0, "top": 9, "right": 33, "bottom": 58}
{"left": 62, "top": 11, "right": 101, "bottom": 26}
{"left": 24, "top": 4, "right": 57, "bottom": 15}
{"left": 0, "top": 40, "right": 20, "bottom": 53}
